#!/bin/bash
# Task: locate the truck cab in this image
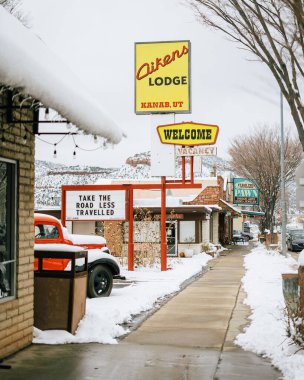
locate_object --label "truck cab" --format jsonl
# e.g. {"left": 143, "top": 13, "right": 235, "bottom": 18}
{"left": 34, "top": 213, "right": 121, "bottom": 297}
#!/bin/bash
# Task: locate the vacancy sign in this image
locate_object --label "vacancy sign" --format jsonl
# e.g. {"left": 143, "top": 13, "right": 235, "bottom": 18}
{"left": 233, "top": 178, "right": 260, "bottom": 206}
{"left": 157, "top": 122, "right": 219, "bottom": 146}
{"left": 65, "top": 190, "right": 126, "bottom": 221}
{"left": 176, "top": 146, "right": 217, "bottom": 156}
{"left": 135, "top": 40, "right": 191, "bottom": 114}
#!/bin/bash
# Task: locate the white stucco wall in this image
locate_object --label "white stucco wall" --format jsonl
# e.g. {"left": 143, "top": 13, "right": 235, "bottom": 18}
{"left": 212, "top": 212, "right": 219, "bottom": 244}
{"left": 202, "top": 220, "right": 210, "bottom": 244}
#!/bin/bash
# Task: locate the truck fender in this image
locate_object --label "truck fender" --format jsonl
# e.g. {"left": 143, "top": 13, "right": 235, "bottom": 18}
{"left": 88, "top": 258, "right": 120, "bottom": 276}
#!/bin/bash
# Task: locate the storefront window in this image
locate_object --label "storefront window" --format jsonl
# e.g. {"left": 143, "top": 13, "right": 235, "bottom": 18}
{"left": 0, "top": 159, "right": 16, "bottom": 301}
{"left": 179, "top": 221, "right": 196, "bottom": 243}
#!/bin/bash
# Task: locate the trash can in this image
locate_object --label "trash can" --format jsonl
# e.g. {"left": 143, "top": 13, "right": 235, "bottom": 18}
{"left": 34, "top": 247, "right": 88, "bottom": 335}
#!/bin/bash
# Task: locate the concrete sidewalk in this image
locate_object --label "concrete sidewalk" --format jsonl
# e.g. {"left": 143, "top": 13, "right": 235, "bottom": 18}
{"left": 0, "top": 244, "right": 281, "bottom": 379}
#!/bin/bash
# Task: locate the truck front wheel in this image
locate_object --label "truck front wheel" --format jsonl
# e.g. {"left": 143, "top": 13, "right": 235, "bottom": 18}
{"left": 88, "top": 265, "right": 113, "bottom": 298}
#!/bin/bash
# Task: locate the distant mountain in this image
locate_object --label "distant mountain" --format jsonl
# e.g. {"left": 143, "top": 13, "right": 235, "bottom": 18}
{"left": 35, "top": 152, "right": 229, "bottom": 208}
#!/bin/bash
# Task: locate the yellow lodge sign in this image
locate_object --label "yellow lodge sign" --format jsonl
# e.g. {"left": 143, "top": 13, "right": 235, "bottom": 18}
{"left": 157, "top": 122, "right": 219, "bottom": 146}
{"left": 135, "top": 40, "right": 191, "bottom": 114}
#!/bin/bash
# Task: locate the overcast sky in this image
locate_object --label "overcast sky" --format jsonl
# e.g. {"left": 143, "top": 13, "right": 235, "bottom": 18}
{"left": 21, "top": 0, "right": 294, "bottom": 168}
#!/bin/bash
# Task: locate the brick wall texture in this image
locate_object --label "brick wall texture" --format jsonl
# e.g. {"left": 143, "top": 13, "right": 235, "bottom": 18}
{"left": 0, "top": 91, "right": 35, "bottom": 359}
{"left": 183, "top": 176, "right": 225, "bottom": 206}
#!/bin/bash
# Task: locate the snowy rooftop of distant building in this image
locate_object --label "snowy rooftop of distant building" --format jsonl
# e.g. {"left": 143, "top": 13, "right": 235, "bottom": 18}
{"left": 0, "top": 7, "right": 123, "bottom": 143}
{"left": 219, "top": 199, "right": 241, "bottom": 214}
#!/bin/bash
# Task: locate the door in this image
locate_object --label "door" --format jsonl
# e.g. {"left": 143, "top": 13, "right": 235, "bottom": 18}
{"left": 166, "top": 221, "right": 177, "bottom": 256}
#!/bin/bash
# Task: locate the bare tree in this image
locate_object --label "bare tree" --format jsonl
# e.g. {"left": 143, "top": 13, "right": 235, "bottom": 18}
{"left": 189, "top": 0, "right": 304, "bottom": 151}
{"left": 229, "top": 126, "right": 302, "bottom": 230}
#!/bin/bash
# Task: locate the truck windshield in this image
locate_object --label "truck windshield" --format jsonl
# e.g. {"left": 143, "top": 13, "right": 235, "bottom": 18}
{"left": 35, "top": 224, "right": 59, "bottom": 239}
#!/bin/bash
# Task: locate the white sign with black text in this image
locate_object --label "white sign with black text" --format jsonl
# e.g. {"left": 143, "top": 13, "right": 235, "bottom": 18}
{"left": 66, "top": 190, "right": 126, "bottom": 221}
{"left": 176, "top": 146, "right": 217, "bottom": 156}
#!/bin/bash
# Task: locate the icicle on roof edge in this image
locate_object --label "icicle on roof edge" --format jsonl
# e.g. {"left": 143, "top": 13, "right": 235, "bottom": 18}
{"left": 0, "top": 7, "right": 124, "bottom": 144}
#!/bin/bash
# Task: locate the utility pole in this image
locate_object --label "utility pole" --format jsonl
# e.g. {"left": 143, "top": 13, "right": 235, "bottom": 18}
{"left": 280, "top": 91, "right": 287, "bottom": 256}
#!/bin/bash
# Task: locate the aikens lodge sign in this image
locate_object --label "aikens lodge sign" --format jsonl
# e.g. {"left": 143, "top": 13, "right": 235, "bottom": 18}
{"left": 157, "top": 122, "right": 219, "bottom": 146}
{"left": 135, "top": 40, "right": 191, "bottom": 114}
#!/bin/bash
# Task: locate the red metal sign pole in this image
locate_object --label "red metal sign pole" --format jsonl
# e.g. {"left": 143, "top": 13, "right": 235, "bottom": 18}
{"left": 161, "top": 176, "right": 167, "bottom": 271}
{"left": 182, "top": 145, "right": 186, "bottom": 184}
{"left": 190, "top": 155, "right": 194, "bottom": 184}
{"left": 182, "top": 156, "right": 186, "bottom": 184}
{"left": 128, "top": 188, "right": 134, "bottom": 271}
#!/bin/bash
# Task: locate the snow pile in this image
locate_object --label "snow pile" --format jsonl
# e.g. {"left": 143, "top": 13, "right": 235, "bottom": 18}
{"left": 235, "top": 245, "right": 304, "bottom": 380}
{"left": 0, "top": 7, "right": 123, "bottom": 143}
{"left": 33, "top": 252, "right": 212, "bottom": 344}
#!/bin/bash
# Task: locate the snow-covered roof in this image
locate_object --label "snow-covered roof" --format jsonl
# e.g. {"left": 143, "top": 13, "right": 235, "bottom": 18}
{"left": 133, "top": 197, "right": 212, "bottom": 213}
{"left": 204, "top": 204, "right": 222, "bottom": 211}
{"left": 219, "top": 199, "right": 241, "bottom": 214}
{"left": 0, "top": 7, "right": 123, "bottom": 143}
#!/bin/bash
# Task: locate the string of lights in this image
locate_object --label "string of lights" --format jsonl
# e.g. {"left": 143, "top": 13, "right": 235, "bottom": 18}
{"left": 0, "top": 95, "right": 111, "bottom": 158}
{"left": 35, "top": 132, "right": 109, "bottom": 159}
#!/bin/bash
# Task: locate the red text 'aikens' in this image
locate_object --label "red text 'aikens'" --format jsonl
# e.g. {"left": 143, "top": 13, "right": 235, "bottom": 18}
{"left": 136, "top": 45, "right": 189, "bottom": 80}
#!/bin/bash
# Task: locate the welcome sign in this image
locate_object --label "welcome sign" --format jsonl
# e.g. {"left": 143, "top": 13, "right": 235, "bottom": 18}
{"left": 233, "top": 178, "right": 260, "bottom": 205}
{"left": 157, "top": 122, "right": 219, "bottom": 146}
{"left": 65, "top": 190, "right": 126, "bottom": 221}
{"left": 135, "top": 40, "right": 191, "bottom": 114}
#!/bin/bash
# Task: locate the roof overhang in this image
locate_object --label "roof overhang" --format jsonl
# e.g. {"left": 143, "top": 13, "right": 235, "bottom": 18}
{"left": 241, "top": 210, "right": 265, "bottom": 217}
{"left": 133, "top": 204, "right": 212, "bottom": 214}
{"left": 0, "top": 7, "right": 124, "bottom": 143}
{"left": 219, "top": 199, "right": 242, "bottom": 216}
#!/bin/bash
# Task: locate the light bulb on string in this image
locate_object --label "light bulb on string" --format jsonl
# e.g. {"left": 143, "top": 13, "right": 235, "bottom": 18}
{"left": 45, "top": 107, "right": 50, "bottom": 120}
{"left": 73, "top": 145, "right": 78, "bottom": 160}
{"left": 66, "top": 120, "right": 71, "bottom": 130}
{"left": 53, "top": 143, "right": 57, "bottom": 159}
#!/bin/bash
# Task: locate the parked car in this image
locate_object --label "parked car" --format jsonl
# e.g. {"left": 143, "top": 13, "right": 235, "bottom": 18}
{"left": 287, "top": 230, "right": 304, "bottom": 252}
{"left": 233, "top": 230, "right": 249, "bottom": 243}
{"left": 241, "top": 230, "right": 254, "bottom": 240}
{"left": 286, "top": 228, "right": 304, "bottom": 239}
{"left": 34, "top": 213, "right": 122, "bottom": 297}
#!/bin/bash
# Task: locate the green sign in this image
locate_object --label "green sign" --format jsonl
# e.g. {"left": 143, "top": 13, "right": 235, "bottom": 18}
{"left": 233, "top": 178, "right": 260, "bottom": 205}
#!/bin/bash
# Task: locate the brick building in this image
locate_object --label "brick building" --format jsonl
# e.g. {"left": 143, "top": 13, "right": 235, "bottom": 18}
{"left": 0, "top": 91, "right": 36, "bottom": 359}
{"left": 0, "top": 7, "right": 122, "bottom": 359}
{"left": 184, "top": 176, "right": 241, "bottom": 244}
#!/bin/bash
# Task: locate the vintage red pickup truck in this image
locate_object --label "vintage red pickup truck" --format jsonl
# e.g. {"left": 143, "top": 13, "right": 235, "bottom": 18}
{"left": 34, "top": 213, "right": 122, "bottom": 297}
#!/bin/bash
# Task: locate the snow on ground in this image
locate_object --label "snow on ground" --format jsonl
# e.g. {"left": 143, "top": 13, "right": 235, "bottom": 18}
{"left": 235, "top": 244, "right": 304, "bottom": 380}
{"left": 33, "top": 252, "right": 212, "bottom": 345}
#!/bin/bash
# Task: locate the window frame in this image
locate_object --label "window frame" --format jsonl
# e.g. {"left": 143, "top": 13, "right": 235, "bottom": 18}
{"left": 0, "top": 157, "right": 17, "bottom": 303}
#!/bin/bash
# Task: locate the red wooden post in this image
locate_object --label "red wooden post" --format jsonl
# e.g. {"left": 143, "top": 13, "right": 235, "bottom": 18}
{"left": 182, "top": 156, "right": 186, "bottom": 184}
{"left": 190, "top": 155, "right": 194, "bottom": 184}
{"left": 128, "top": 188, "right": 134, "bottom": 271}
{"left": 161, "top": 176, "right": 167, "bottom": 271}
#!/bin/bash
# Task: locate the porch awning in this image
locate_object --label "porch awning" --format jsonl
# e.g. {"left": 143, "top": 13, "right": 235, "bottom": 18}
{"left": 241, "top": 210, "right": 265, "bottom": 217}
{"left": 133, "top": 204, "right": 212, "bottom": 214}
{"left": 219, "top": 199, "right": 242, "bottom": 216}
